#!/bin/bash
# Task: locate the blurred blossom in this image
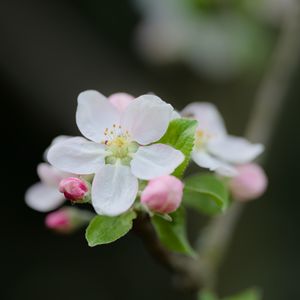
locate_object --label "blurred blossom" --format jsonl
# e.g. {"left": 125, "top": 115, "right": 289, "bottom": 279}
{"left": 230, "top": 163, "right": 268, "bottom": 201}
{"left": 45, "top": 207, "right": 94, "bottom": 234}
{"left": 25, "top": 163, "right": 72, "bottom": 212}
{"left": 181, "top": 102, "right": 264, "bottom": 176}
{"left": 141, "top": 175, "right": 184, "bottom": 214}
{"left": 133, "top": 0, "right": 272, "bottom": 79}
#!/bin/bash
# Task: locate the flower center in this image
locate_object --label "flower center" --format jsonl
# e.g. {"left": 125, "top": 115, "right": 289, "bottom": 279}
{"left": 102, "top": 124, "right": 138, "bottom": 165}
{"left": 194, "top": 129, "right": 211, "bottom": 150}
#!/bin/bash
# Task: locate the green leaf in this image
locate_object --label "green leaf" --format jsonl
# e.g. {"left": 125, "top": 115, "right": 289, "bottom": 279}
{"left": 198, "top": 290, "right": 219, "bottom": 300}
{"left": 183, "top": 174, "right": 229, "bottom": 215}
{"left": 85, "top": 211, "right": 137, "bottom": 247}
{"left": 223, "top": 288, "right": 262, "bottom": 300}
{"left": 158, "top": 118, "right": 197, "bottom": 178}
{"left": 151, "top": 206, "right": 196, "bottom": 256}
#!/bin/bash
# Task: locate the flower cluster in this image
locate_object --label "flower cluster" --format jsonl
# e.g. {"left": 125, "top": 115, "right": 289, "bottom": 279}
{"left": 25, "top": 91, "right": 267, "bottom": 249}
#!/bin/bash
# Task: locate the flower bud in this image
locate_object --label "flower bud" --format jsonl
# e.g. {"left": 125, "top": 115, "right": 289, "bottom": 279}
{"left": 59, "top": 177, "right": 89, "bottom": 202}
{"left": 141, "top": 175, "right": 184, "bottom": 214}
{"left": 229, "top": 163, "right": 268, "bottom": 201}
{"left": 45, "top": 207, "right": 94, "bottom": 233}
{"left": 108, "top": 93, "right": 134, "bottom": 112}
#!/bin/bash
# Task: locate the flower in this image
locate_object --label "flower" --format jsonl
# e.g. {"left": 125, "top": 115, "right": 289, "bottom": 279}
{"left": 45, "top": 207, "right": 94, "bottom": 233}
{"left": 47, "top": 90, "right": 184, "bottom": 216}
{"left": 59, "top": 177, "right": 90, "bottom": 202}
{"left": 141, "top": 175, "right": 184, "bottom": 214}
{"left": 181, "top": 102, "right": 264, "bottom": 176}
{"left": 25, "top": 163, "right": 72, "bottom": 212}
{"left": 229, "top": 163, "right": 268, "bottom": 201}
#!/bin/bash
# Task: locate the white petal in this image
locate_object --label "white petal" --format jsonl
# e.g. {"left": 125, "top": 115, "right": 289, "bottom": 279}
{"left": 181, "top": 102, "right": 227, "bottom": 139}
{"left": 130, "top": 144, "right": 184, "bottom": 180}
{"left": 43, "top": 135, "right": 73, "bottom": 161}
{"left": 76, "top": 90, "right": 120, "bottom": 142}
{"left": 121, "top": 94, "right": 173, "bottom": 145}
{"left": 37, "top": 163, "right": 71, "bottom": 187}
{"left": 171, "top": 110, "right": 181, "bottom": 120}
{"left": 192, "top": 150, "right": 237, "bottom": 177}
{"left": 91, "top": 164, "right": 138, "bottom": 216}
{"left": 47, "top": 137, "right": 106, "bottom": 174}
{"left": 25, "top": 182, "right": 65, "bottom": 212}
{"left": 208, "top": 135, "right": 264, "bottom": 164}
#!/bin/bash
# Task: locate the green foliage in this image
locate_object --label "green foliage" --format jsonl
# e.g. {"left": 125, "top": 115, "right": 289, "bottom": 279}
{"left": 223, "top": 288, "right": 262, "bottom": 300}
{"left": 183, "top": 174, "right": 229, "bottom": 215}
{"left": 198, "top": 290, "right": 218, "bottom": 300}
{"left": 85, "top": 211, "right": 137, "bottom": 247}
{"left": 198, "top": 288, "right": 262, "bottom": 300}
{"left": 158, "top": 118, "right": 197, "bottom": 178}
{"left": 151, "top": 206, "right": 196, "bottom": 256}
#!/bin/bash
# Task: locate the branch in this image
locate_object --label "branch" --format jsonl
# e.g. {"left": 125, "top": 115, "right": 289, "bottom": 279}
{"left": 195, "top": 2, "right": 300, "bottom": 290}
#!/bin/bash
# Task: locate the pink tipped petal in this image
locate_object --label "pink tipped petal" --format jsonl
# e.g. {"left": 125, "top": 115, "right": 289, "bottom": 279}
{"left": 192, "top": 151, "right": 237, "bottom": 177}
{"left": 25, "top": 182, "right": 65, "bottom": 212}
{"left": 208, "top": 135, "right": 264, "bottom": 164}
{"left": 47, "top": 137, "right": 106, "bottom": 175}
{"left": 37, "top": 163, "right": 71, "bottom": 187}
{"left": 121, "top": 94, "right": 174, "bottom": 145}
{"left": 141, "top": 175, "right": 183, "bottom": 214}
{"left": 181, "top": 102, "right": 227, "bottom": 138}
{"left": 230, "top": 163, "right": 268, "bottom": 201}
{"left": 76, "top": 90, "right": 120, "bottom": 142}
{"left": 131, "top": 144, "right": 184, "bottom": 180}
{"left": 91, "top": 164, "right": 138, "bottom": 216}
{"left": 108, "top": 92, "right": 134, "bottom": 112}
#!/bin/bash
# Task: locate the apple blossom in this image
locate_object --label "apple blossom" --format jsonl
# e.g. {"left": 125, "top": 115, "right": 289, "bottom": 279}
{"left": 141, "top": 175, "right": 184, "bottom": 214}
{"left": 229, "top": 163, "right": 268, "bottom": 201}
{"left": 181, "top": 102, "right": 264, "bottom": 176}
{"left": 25, "top": 163, "right": 72, "bottom": 212}
{"left": 47, "top": 90, "right": 184, "bottom": 216}
{"left": 59, "top": 177, "right": 90, "bottom": 202}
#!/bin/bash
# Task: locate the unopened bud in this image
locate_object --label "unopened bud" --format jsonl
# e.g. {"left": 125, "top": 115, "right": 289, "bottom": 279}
{"left": 59, "top": 177, "right": 90, "bottom": 202}
{"left": 141, "top": 175, "right": 184, "bottom": 214}
{"left": 230, "top": 163, "right": 268, "bottom": 201}
{"left": 45, "top": 207, "right": 94, "bottom": 233}
{"left": 108, "top": 93, "right": 134, "bottom": 112}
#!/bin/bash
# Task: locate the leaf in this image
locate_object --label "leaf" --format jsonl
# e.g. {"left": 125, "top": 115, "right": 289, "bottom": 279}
{"left": 85, "top": 211, "right": 137, "bottom": 247}
{"left": 198, "top": 290, "right": 219, "bottom": 300}
{"left": 151, "top": 206, "right": 196, "bottom": 256}
{"left": 183, "top": 174, "right": 229, "bottom": 215}
{"left": 223, "top": 288, "right": 262, "bottom": 300}
{"left": 158, "top": 118, "right": 197, "bottom": 178}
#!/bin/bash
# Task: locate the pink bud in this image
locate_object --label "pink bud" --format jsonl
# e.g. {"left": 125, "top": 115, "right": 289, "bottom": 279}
{"left": 141, "top": 175, "right": 184, "bottom": 214}
{"left": 45, "top": 208, "right": 72, "bottom": 233}
{"left": 108, "top": 93, "right": 134, "bottom": 112}
{"left": 229, "top": 163, "right": 268, "bottom": 201}
{"left": 59, "top": 177, "right": 89, "bottom": 202}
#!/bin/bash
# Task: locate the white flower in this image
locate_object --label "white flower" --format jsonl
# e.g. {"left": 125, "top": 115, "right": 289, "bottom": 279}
{"left": 181, "top": 102, "right": 264, "bottom": 176}
{"left": 47, "top": 91, "right": 184, "bottom": 216}
{"left": 25, "top": 163, "right": 72, "bottom": 212}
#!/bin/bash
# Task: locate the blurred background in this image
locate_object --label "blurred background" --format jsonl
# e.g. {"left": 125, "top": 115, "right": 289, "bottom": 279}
{"left": 1, "top": 0, "right": 299, "bottom": 299}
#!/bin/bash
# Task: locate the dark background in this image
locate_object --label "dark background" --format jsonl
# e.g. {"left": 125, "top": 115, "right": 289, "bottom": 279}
{"left": 1, "top": 1, "right": 299, "bottom": 299}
